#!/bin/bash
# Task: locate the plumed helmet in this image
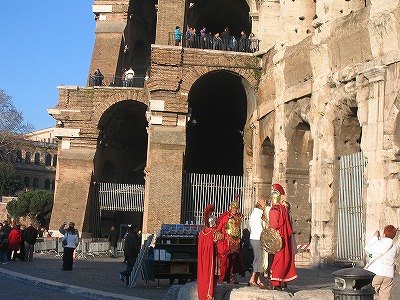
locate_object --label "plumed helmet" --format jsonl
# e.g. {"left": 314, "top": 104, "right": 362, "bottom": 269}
{"left": 272, "top": 183, "right": 285, "bottom": 195}
{"left": 271, "top": 183, "right": 285, "bottom": 205}
{"left": 203, "top": 204, "right": 216, "bottom": 227}
{"left": 230, "top": 194, "right": 240, "bottom": 210}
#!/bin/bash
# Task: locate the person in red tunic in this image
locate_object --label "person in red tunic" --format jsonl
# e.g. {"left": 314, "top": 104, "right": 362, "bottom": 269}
{"left": 268, "top": 183, "right": 297, "bottom": 290}
{"left": 197, "top": 204, "right": 222, "bottom": 300}
{"left": 215, "top": 195, "right": 244, "bottom": 284}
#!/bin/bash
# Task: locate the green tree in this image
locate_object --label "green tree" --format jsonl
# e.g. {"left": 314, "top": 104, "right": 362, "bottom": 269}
{"left": 7, "top": 190, "right": 54, "bottom": 227}
{"left": 0, "top": 161, "right": 22, "bottom": 196}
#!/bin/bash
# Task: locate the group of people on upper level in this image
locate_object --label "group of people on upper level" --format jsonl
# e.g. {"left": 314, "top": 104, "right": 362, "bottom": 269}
{"left": 174, "top": 26, "right": 259, "bottom": 53}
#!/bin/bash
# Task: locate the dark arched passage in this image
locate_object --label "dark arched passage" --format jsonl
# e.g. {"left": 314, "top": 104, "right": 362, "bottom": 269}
{"left": 185, "top": 71, "right": 247, "bottom": 175}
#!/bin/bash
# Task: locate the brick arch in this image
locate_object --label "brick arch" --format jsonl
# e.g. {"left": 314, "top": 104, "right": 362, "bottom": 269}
{"left": 91, "top": 89, "right": 147, "bottom": 129}
{"left": 181, "top": 66, "right": 258, "bottom": 96}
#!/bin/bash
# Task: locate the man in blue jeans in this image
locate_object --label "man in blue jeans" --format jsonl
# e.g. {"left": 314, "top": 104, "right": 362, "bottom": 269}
{"left": 119, "top": 225, "right": 141, "bottom": 285}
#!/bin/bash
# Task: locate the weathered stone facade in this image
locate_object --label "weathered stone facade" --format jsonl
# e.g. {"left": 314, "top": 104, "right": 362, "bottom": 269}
{"left": 49, "top": 0, "right": 399, "bottom": 266}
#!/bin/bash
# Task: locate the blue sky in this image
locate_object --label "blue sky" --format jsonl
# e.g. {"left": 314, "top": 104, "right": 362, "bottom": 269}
{"left": 0, "top": 1, "right": 95, "bottom": 131}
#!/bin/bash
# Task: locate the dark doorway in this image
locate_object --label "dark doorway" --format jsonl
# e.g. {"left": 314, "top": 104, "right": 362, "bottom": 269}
{"left": 95, "top": 100, "right": 148, "bottom": 184}
{"left": 185, "top": 71, "right": 247, "bottom": 175}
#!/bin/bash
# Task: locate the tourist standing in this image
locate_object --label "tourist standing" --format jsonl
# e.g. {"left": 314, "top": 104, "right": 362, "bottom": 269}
{"left": 109, "top": 226, "right": 118, "bottom": 258}
{"left": 60, "top": 222, "right": 79, "bottom": 271}
{"left": 364, "top": 225, "right": 398, "bottom": 300}
{"left": 8, "top": 224, "right": 21, "bottom": 261}
{"left": 174, "top": 26, "right": 182, "bottom": 46}
{"left": 23, "top": 223, "right": 38, "bottom": 262}
{"left": 119, "top": 224, "right": 141, "bottom": 285}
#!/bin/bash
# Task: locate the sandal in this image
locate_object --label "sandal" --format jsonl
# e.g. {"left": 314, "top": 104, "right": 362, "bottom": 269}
{"left": 248, "top": 281, "right": 259, "bottom": 287}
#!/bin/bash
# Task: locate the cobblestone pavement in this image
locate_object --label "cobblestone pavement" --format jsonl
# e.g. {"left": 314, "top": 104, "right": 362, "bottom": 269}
{"left": 0, "top": 252, "right": 398, "bottom": 300}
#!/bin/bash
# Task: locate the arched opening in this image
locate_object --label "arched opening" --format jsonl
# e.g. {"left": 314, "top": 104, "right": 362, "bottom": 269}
{"left": 186, "top": 0, "right": 251, "bottom": 38}
{"left": 45, "top": 154, "right": 52, "bottom": 166}
{"left": 52, "top": 180, "right": 55, "bottom": 190}
{"left": 25, "top": 152, "right": 31, "bottom": 164}
{"left": 34, "top": 153, "right": 40, "bottom": 165}
{"left": 16, "top": 150, "right": 22, "bottom": 163}
{"left": 95, "top": 100, "right": 148, "bottom": 184}
{"left": 44, "top": 179, "right": 51, "bottom": 190}
{"left": 93, "top": 99, "right": 148, "bottom": 237}
{"left": 185, "top": 71, "right": 247, "bottom": 175}
{"left": 24, "top": 177, "right": 30, "bottom": 188}
{"left": 53, "top": 154, "right": 57, "bottom": 167}
{"left": 286, "top": 119, "right": 313, "bottom": 247}
{"left": 33, "top": 177, "right": 39, "bottom": 190}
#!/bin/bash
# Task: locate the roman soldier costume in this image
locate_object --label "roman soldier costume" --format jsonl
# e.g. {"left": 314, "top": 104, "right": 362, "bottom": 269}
{"left": 268, "top": 183, "right": 297, "bottom": 289}
{"left": 197, "top": 204, "right": 221, "bottom": 300}
{"left": 216, "top": 195, "right": 245, "bottom": 283}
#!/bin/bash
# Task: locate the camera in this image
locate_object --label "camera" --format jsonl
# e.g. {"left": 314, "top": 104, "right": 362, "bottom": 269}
{"left": 64, "top": 221, "right": 67, "bottom": 225}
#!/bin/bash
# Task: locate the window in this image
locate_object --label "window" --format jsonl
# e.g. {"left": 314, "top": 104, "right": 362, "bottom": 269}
{"left": 25, "top": 152, "right": 31, "bottom": 163}
{"left": 24, "top": 177, "right": 30, "bottom": 188}
{"left": 33, "top": 178, "right": 39, "bottom": 190}
{"left": 44, "top": 179, "right": 51, "bottom": 190}
{"left": 53, "top": 154, "right": 58, "bottom": 167}
{"left": 34, "top": 153, "right": 40, "bottom": 165}
{"left": 45, "top": 154, "right": 52, "bottom": 166}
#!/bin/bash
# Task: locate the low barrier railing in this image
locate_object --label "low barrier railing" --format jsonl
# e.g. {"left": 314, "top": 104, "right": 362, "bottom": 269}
{"left": 34, "top": 237, "right": 124, "bottom": 259}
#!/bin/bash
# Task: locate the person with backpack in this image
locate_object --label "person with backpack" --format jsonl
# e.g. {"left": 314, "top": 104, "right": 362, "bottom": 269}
{"left": 23, "top": 223, "right": 38, "bottom": 262}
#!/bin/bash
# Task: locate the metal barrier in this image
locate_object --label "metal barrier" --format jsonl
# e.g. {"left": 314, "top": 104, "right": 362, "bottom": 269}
{"left": 34, "top": 238, "right": 119, "bottom": 258}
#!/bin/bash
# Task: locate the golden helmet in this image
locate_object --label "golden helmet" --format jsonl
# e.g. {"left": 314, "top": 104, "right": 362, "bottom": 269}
{"left": 270, "top": 183, "right": 285, "bottom": 205}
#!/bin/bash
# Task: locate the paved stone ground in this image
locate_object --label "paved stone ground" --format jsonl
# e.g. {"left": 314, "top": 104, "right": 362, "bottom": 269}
{"left": 0, "top": 252, "right": 398, "bottom": 300}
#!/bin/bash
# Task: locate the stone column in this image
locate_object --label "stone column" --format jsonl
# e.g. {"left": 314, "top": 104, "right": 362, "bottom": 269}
{"left": 361, "top": 66, "right": 386, "bottom": 234}
{"left": 155, "top": 0, "right": 186, "bottom": 45}
{"left": 142, "top": 125, "right": 186, "bottom": 235}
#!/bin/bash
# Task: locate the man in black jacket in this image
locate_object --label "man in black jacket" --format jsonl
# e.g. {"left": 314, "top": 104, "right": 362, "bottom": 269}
{"left": 119, "top": 225, "right": 141, "bottom": 285}
{"left": 108, "top": 226, "right": 118, "bottom": 258}
{"left": 23, "top": 223, "right": 38, "bottom": 262}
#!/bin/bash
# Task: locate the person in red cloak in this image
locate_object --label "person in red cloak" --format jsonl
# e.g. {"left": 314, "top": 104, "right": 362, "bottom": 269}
{"left": 268, "top": 183, "right": 297, "bottom": 290}
{"left": 197, "top": 204, "right": 222, "bottom": 300}
{"left": 215, "top": 195, "right": 244, "bottom": 284}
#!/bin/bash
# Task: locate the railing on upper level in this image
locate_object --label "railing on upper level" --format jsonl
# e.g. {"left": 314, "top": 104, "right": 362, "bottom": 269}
{"left": 168, "top": 32, "right": 260, "bottom": 53}
{"left": 88, "top": 75, "right": 146, "bottom": 88}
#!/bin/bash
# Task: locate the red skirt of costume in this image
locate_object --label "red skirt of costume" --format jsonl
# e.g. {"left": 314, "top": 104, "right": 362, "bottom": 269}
{"left": 269, "top": 204, "right": 298, "bottom": 286}
{"left": 197, "top": 227, "right": 216, "bottom": 300}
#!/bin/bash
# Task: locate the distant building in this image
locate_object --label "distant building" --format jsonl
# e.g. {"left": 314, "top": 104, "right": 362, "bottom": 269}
{"left": 8, "top": 127, "right": 57, "bottom": 192}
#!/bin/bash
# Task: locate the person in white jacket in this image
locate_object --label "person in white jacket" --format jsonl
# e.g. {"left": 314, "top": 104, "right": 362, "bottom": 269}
{"left": 248, "top": 199, "right": 269, "bottom": 288}
{"left": 364, "top": 225, "right": 398, "bottom": 300}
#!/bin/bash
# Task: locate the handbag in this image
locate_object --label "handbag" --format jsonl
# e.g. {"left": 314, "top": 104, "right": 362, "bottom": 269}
{"left": 364, "top": 243, "right": 393, "bottom": 269}
{"left": 62, "top": 233, "right": 68, "bottom": 247}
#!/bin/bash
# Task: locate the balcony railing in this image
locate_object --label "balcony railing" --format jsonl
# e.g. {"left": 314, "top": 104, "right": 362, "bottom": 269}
{"left": 88, "top": 75, "right": 146, "bottom": 88}
{"left": 168, "top": 32, "right": 260, "bottom": 53}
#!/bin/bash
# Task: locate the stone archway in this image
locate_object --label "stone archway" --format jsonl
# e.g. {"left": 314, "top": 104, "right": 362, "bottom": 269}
{"left": 284, "top": 98, "right": 313, "bottom": 246}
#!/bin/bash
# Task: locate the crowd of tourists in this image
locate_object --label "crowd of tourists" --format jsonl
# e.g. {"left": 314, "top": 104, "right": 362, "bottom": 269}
{"left": 174, "top": 26, "right": 260, "bottom": 53}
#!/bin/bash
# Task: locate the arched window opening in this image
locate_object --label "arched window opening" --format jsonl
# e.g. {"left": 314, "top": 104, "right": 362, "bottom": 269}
{"left": 53, "top": 154, "right": 58, "bottom": 167}
{"left": 52, "top": 180, "right": 55, "bottom": 190}
{"left": 34, "top": 153, "right": 40, "bottom": 165}
{"left": 16, "top": 150, "right": 22, "bottom": 162}
{"left": 33, "top": 178, "right": 39, "bottom": 190}
{"left": 44, "top": 179, "right": 51, "bottom": 190}
{"left": 24, "top": 177, "right": 30, "bottom": 188}
{"left": 25, "top": 152, "right": 31, "bottom": 164}
{"left": 45, "top": 154, "right": 52, "bottom": 166}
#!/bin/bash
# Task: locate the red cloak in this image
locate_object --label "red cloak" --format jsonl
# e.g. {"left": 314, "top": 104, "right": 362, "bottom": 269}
{"left": 269, "top": 204, "right": 298, "bottom": 286}
{"left": 197, "top": 227, "right": 216, "bottom": 300}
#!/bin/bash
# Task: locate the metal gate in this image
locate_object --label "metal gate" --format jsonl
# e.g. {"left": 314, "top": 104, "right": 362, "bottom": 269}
{"left": 336, "top": 151, "right": 367, "bottom": 261}
{"left": 92, "top": 183, "right": 145, "bottom": 237}
{"left": 182, "top": 173, "right": 254, "bottom": 226}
